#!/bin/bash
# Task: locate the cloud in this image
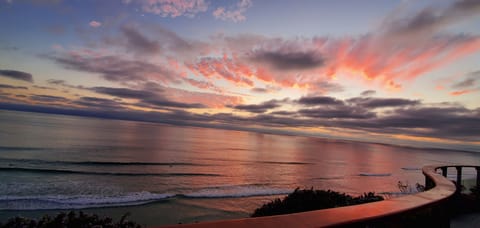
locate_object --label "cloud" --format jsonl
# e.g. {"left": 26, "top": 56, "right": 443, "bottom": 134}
{"left": 308, "top": 81, "right": 344, "bottom": 94}
{"left": 73, "top": 96, "right": 124, "bottom": 109}
{"left": 30, "top": 94, "right": 69, "bottom": 103}
{"left": 449, "top": 70, "right": 479, "bottom": 95}
{"left": 0, "top": 69, "right": 33, "bottom": 82}
{"left": 346, "top": 97, "right": 420, "bottom": 108}
{"left": 184, "top": 78, "right": 223, "bottom": 93}
{"left": 91, "top": 85, "right": 233, "bottom": 109}
{"left": 250, "top": 85, "right": 281, "bottom": 94}
{"left": 89, "top": 20, "right": 101, "bottom": 28}
{"left": 450, "top": 89, "right": 477, "bottom": 96}
{"left": 186, "top": 56, "right": 254, "bottom": 87}
{"left": 452, "top": 78, "right": 476, "bottom": 89}
{"left": 213, "top": 0, "right": 252, "bottom": 22}
{"left": 248, "top": 40, "right": 324, "bottom": 71}
{"left": 360, "top": 90, "right": 376, "bottom": 96}
{"left": 141, "top": 97, "right": 205, "bottom": 109}
{"left": 381, "top": 0, "right": 480, "bottom": 39}
{"left": 121, "top": 25, "right": 160, "bottom": 55}
{"left": 48, "top": 51, "right": 181, "bottom": 84}
{"left": 2, "top": 93, "right": 479, "bottom": 143}
{"left": 298, "top": 106, "right": 376, "bottom": 120}
{"left": 0, "top": 84, "right": 28, "bottom": 90}
{"left": 135, "top": 0, "right": 208, "bottom": 18}
{"left": 231, "top": 99, "right": 282, "bottom": 113}
{"left": 91, "top": 86, "right": 156, "bottom": 99}
{"left": 296, "top": 96, "right": 344, "bottom": 106}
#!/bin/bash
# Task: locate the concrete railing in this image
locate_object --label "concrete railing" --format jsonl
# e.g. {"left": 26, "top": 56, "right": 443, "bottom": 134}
{"left": 160, "top": 165, "right": 479, "bottom": 228}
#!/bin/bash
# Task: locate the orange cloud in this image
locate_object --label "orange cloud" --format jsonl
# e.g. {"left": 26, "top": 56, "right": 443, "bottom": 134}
{"left": 450, "top": 89, "right": 474, "bottom": 96}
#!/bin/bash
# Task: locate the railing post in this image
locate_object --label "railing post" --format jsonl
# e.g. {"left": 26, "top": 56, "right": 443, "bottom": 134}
{"left": 441, "top": 167, "right": 447, "bottom": 177}
{"left": 455, "top": 166, "right": 462, "bottom": 189}
{"left": 425, "top": 176, "right": 434, "bottom": 190}
{"left": 476, "top": 167, "right": 480, "bottom": 187}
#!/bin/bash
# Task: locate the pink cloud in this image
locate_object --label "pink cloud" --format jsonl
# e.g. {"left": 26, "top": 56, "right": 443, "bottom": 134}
{"left": 139, "top": 0, "right": 208, "bottom": 18}
{"left": 213, "top": 0, "right": 252, "bottom": 22}
{"left": 89, "top": 20, "right": 102, "bottom": 28}
{"left": 186, "top": 55, "right": 254, "bottom": 87}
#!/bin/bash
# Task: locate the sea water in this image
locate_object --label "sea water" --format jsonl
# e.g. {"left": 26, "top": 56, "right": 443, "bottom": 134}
{"left": 0, "top": 110, "right": 478, "bottom": 226}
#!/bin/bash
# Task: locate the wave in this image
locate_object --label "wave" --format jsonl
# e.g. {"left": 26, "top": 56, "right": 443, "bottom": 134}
{"left": 358, "top": 173, "right": 391, "bottom": 177}
{"left": 0, "top": 158, "right": 208, "bottom": 167}
{"left": 0, "top": 192, "right": 174, "bottom": 210}
{"left": 0, "top": 146, "right": 45, "bottom": 151}
{"left": 180, "top": 186, "right": 292, "bottom": 198}
{"left": 0, "top": 167, "right": 222, "bottom": 177}
{"left": 0, "top": 186, "right": 292, "bottom": 210}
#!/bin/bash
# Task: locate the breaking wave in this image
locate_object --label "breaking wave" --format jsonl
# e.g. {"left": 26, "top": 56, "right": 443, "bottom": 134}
{"left": 0, "top": 186, "right": 292, "bottom": 210}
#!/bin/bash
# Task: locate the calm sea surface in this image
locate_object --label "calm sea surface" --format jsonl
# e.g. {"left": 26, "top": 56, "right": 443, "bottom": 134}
{"left": 0, "top": 110, "right": 479, "bottom": 226}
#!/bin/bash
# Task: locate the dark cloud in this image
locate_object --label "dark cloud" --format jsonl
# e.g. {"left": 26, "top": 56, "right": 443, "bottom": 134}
{"left": 92, "top": 86, "right": 205, "bottom": 109}
{"left": 30, "top": 94, "right": 69, "bottom": 103}
{"left": 298, "top": 106, "right": 376, "bottom": 119}
{"left": 249, "top": 49, "right": 324, "bottom": 70}
{"left": 352, "top": 106, "right": 480, "bottom": 140}
{"left": 0, "top": 69, "right": 33, "bottom": 82}
{"left": 309, "top": 81, "right": 344, "bottom": 94}
{"left": 270, "top": 111, "right": 296, "bottom": 116}
{"left": 47, "top": 79, "right": 85, "bottom": 90}
{"left": 121, "top": 25, "right": 161, "bottom": 55}
{"left": 33, "top": 85, "right": 56, "bottom": 90}
{"left": 73, "top": 96, "right": 124, "bottom": 109}
{"left": 46, "top": 79, "right": 66, "bottom": 85}
{"left": 48, "top": 54, "right": 178, "bottom": 83}
{"left": 452, "top": 78, "right": 476, "bottom": 89}
{"left": 383, "top": 0, "right": 480, "bottom": 37}
{"left": 250, "top": 87, "right": 269, "bottom": 93}
{"left": 296, "top": 96, "right": 344, "bottom": 106}
{"left": 360, "top": 90, "right": 376, "bottom": 96}
{"left": 250, "top": 85, "right": 281, "bottom": 94}
{"left": 231, "top": 99, "right": 282, "bottom": 113}
{"left": 1, "top": 94, "right": 479, "bottom": 143}
{"left": 141, "top": 98, "right": 206, "bottom": 109}
{"left": 91, "top": 87, "right": 155, "bottom": 99}
{"left": 0, "top": 84, "right": 28, "bottom": 90}
{"left": 347, "top": 97, "right": 420, "bottom": 108}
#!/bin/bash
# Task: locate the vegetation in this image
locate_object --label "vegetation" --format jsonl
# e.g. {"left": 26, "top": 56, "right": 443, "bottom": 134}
{"left": 251, "top": 187, "right": 384, "bottom": 217}
{"left": 0, "top": 211, "right": 143, "bottom": 228}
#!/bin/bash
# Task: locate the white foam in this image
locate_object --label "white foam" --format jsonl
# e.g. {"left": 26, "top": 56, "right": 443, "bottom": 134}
{"left": 0, "top": 186, "right": 292, "bottom": 210}
{"left": 0, "top": 191, "right": 174, "bottom": 210}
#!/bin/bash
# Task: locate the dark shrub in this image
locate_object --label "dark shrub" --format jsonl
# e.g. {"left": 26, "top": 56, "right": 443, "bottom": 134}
{"left": 0, "top": 211, "right": 143, "bottom": 228}
{"left": 251, "top": 187, "right": 383, "bottom": 217}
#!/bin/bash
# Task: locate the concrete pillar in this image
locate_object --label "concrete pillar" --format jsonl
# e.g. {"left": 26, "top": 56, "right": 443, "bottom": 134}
{"left": 441, "top": 167, "right": 447, "bottom": 177}
{"left": 476, "top": 167, "right": 480, "bottom": 188}
{"left": 455, "top": 166, "right": 462, "bottom": 189}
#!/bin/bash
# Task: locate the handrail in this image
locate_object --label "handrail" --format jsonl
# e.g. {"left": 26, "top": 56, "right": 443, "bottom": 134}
{"left": 159, "top": 165, "right": 479, "bottom": 228}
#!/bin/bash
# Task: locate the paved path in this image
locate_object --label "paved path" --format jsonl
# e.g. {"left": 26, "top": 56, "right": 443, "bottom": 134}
{"left": 451, "top": 212, "right": 480, "bottom": 227}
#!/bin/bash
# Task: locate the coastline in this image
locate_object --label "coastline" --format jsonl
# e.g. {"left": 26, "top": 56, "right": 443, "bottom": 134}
{"left": 0, "top": 195, "right": 280, "bottom": 227}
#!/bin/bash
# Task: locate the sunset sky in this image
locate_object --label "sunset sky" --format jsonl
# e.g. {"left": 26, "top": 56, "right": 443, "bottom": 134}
{"left": 1, "top": 0, "right": 479, "bottom": 151}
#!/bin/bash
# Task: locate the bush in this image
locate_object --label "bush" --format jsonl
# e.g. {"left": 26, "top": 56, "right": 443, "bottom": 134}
{"left": 0, "top": 211, "right": 143, "bottom": 228}
{"left": 251, "top": 187, "right": 383, "bottom": 217}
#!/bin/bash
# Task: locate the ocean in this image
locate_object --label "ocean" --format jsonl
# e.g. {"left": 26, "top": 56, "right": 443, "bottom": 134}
{"left": 0, "top": 110, "right": 479, "bottom": 226}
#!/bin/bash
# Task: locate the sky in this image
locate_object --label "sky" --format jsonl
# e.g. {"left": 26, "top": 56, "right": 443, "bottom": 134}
{"left": 0, "top": 0, "right": 479, "bottom": 151}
